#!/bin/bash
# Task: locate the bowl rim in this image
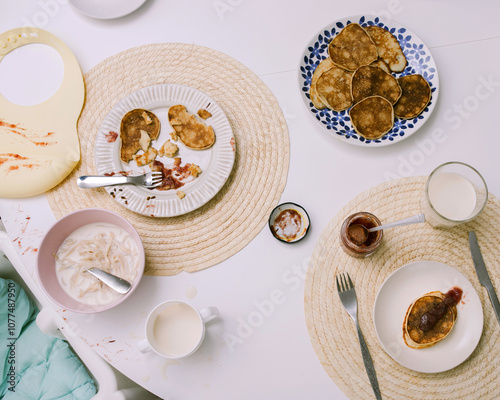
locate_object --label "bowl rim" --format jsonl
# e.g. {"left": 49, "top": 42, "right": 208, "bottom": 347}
{"left": 36, "top": 208, "right": 145, "bottom": 313}
{"left": 268, "top": 202, "right": 311, "bottom": 244}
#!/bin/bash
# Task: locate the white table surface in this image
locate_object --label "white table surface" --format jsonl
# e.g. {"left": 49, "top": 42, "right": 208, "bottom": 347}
{"left": 1, "top": 1, "right": 500, "bottom": 399}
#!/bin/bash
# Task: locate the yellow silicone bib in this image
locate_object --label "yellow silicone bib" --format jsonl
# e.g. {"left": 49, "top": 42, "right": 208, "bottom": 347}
{"left": 0, "top": 27, "right": 84, "bottom": 198}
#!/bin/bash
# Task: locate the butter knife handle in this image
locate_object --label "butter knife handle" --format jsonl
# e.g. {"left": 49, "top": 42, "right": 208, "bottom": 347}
{"left": 486, "top": 286, "right": 500, "bottom": 325}
{"left": 356, "top": 323, "right": 382, "bottom": 400}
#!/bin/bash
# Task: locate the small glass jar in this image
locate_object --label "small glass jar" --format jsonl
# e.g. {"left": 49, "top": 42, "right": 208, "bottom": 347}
{"left": 339, "top": 212, "right": 383, "bottom": 258}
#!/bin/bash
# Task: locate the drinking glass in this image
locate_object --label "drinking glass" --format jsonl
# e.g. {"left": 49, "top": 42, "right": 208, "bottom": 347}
{"left": 422, "top": 162, "right": 488, "bottom": 228}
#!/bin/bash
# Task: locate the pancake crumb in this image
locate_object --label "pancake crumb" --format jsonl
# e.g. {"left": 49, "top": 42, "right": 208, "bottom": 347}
{"left": 159, "top": 140, "right": 178, "bottom": 158}
{"left": 197, "top": 109, "right": 212, "bottom": 120}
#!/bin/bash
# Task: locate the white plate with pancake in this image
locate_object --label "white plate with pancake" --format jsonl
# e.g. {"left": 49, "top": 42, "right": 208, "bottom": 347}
{"left": 373, "top": 261, "right": 483, "bottom": 373}
{"left": 298, "top": 15, "right": 439, "bottom": 146}
{"left": 94, "top": 84, "right": 235, "bottom": 217}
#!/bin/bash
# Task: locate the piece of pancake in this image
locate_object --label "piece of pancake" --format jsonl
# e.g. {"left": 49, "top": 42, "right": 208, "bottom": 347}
{"left": 315, "top": 63, "right": 353, "bottom": 112}
{"left": 328, "top": 23, "right": 378, "bottom": 71}
{"left": 349, "top": 96, "right": 394, "bottom": 140}
{"left": 403, "top": 291, "right": 457, "bottom": 349}
{"left": 394, "top": 74, "right": 431, "bottom": 119}
{"left": 310, "top": 58, "right": 334, "bottom": 109}
{"left": 120, "top": 109, "right": 160, "bottom": 162}
{"left": 370, "top": 58, "right": 391, "bottom": 74}
{"left": 133, "top": 147, "right": 158, "bottom": 167}
{"left": 365, "top": 25, "right": 407, "bottom": 73}
{"left": 197, "top": 109, "right": 212, "bottom": 120}
{"left": 168, "top": 105, "right": 215, "bottom": 150}
{"left": 351, "top": 65, "right": 402, "bottom": 104}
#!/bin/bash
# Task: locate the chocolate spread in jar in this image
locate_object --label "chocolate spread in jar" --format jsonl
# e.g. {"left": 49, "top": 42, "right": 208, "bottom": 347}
{"left": 347, "top": 217, "right": 379, "bottom": 247}
{"left": 340, "top": 212, "right": 383, "bottom": 258}
{"left": 271, "top": 209, "right": 303, "bottom": 241}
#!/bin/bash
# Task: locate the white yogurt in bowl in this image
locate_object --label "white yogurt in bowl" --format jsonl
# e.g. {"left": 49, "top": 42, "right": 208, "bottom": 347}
{"left": 55, "top": 222, "right": 140, "bottom": 306}
{"left": 37, "top": 208, "right": 145, "bottom": 313}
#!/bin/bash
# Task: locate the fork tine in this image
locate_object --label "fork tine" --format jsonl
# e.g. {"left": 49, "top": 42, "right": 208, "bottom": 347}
{"left": 336, "top": 275, "right": 341, "bottom": 292}
{"left": 338, "top": 273, "right": 346, "bottom": 292}
{"left": 341, "top": 272, "right": 349, "bottom": 292}
{"left": 151, "top": 171, "right": 163, "bottom": 177}
{"left": 346, "top": 272, "right": 354, "bottom": 290}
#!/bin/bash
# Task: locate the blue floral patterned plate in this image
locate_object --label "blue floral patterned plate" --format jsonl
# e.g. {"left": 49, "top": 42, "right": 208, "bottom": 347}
{"left": 299, "top": 15, "right": 439, "bottom": 146}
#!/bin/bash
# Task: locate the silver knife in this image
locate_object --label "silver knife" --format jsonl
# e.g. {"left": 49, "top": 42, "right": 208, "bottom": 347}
{"left": 469, "top": 231, "right": 500, "bottom": 325}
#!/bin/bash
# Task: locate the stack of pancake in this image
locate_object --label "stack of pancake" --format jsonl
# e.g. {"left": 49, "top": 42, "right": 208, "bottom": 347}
{"left": 310, "top": 23, "right": 431, "bottom": 140}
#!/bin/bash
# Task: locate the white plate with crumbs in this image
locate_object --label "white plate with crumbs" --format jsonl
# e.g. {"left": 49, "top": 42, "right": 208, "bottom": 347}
{"left": 94, "top": 84, "right": 235, "bottom": 217}
{"left": 373, "top": 261, "right": 483, "bottom": 373}
{"left": 69, "top": 0, "right": 148, "bottom": 19}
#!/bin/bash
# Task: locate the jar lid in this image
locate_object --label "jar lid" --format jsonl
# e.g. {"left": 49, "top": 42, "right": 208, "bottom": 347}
{"left": 268, "top": 202, "right": 310, "bottom": 243}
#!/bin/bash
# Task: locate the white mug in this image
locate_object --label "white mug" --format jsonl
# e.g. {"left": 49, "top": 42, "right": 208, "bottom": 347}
{"left": 138, "top": 300, "right": 218, "bottom": 359}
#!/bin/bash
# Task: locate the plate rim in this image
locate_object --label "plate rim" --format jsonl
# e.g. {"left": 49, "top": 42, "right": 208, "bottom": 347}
{"left": 298, "top": 14, "right": 440, "bottom": 147}
{"left": 372, "top": 260, "right": 483, "bottom": 373}
{"left": 68, "top": 0, "right": 148, "bottom": 19}
{"left": 94, "top": 83, "right": 235, "bottom": 217}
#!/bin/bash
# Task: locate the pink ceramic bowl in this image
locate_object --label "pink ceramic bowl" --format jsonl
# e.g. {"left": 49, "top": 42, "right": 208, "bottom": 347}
{"left": 37, "top": 208, "right": 145, "bottom": 313}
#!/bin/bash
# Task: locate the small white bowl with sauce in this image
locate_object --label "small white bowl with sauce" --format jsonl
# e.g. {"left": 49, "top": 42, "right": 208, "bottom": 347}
{"left": 37, "top": 208, "right": 145, "bottom": 313}
{"left": 268, "top": 202, "right": 310, "bottom": 243}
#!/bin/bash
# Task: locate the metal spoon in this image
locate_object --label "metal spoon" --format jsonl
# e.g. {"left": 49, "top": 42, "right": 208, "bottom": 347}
{"left": 86, "top": 268, "right": 132, "bottom": 294}
{"left": 348, "top": 213, "right": 425, "bottom": 246}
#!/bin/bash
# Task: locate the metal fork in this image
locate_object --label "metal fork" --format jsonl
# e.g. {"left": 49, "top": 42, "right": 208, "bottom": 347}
{"left": 77, "top": 172, "right": 163, "bottom": 189}
{"left": 336, "top": 272, "right": 382, "bottom": 400}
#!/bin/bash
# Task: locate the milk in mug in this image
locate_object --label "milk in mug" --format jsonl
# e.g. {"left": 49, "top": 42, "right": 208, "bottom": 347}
{"left": 152, "top": 302, "right": 203, "bottom": 357}
{"left": 138, "top": 300, "right": 218, "bottom": 359}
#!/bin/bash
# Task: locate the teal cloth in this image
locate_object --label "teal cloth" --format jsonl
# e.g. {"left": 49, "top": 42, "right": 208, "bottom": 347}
{"left": 0, "top": 278, "right": 96, "bottom": 399}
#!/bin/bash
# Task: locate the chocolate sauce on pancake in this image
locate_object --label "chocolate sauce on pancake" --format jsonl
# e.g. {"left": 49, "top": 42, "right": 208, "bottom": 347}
{"left": 419, "top": 287, "right": 462, "bottom": 332}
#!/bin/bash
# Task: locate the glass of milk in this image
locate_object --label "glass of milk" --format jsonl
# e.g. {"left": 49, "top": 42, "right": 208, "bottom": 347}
{"left": 138, "top": 301, "right": 218, "bottom": 359}
{"left": 422, "top": 162, "right": 488, "bottom": 228}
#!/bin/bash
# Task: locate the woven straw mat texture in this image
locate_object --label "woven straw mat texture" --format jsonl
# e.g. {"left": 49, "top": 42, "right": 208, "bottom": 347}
{"left": 304, "top": 176, "right": 499, "bottom": 400}
{"left": 47, "top": 43, "right": 289, "bottom": 276}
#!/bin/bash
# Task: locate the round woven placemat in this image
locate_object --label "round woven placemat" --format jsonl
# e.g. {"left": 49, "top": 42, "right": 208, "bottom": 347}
{"left": 47, "top": 43, "right": 289, "bottom": 276}
{"left": 305, "top": 176, "right": 500, "bottom": 400}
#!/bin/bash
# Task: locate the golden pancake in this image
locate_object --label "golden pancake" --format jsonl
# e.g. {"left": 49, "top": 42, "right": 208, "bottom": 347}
{"left": 394, "top": 74, "right": 431, "bottom": 119}
{"left": 168, "top": 105, "right": 215, "bottom": 150}
{"left": 310, "top": 58, "right": 334, "bottom": 109}
{"left": 120, "top": 109, "right": 160, "bottom": 162}
{"left": 403, "top": 291, "right": 457, "bottom": 349}
{"left": 328, "top": 23, "right": 378, "bottom": 71}
{"left": 351, "top": 65, "right": 402, "bottom": 104}
{"left": 365, "top": 25, "right": 407, "bottom": 73}
{"left": 349, "top": 96, "right": 394, "bottom": 140}
{"left": 316, "top": 64, "right": 353, "bottom": 112}
{"left": 370, "top": 58, "right": 391, "bottom": 74}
